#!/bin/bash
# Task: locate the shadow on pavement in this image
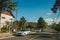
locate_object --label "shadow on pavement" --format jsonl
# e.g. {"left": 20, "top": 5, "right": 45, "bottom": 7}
{"left": 37, "top": 34, "right": 52, "bottom": 38}
{"left": 30, "top": 33, "right": 55, "bottom": 39}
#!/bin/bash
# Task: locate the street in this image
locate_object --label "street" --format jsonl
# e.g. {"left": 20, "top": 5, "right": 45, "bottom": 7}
{"left": 0, "top": 32, "right": 58, "bottom": 40}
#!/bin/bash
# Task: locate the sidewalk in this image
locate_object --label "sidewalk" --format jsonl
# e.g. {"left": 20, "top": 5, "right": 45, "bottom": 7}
{"left": 0, "top": 33, "right": 12, "bottom": 38}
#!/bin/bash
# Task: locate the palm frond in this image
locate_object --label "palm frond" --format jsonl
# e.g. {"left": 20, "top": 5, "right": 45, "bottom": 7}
{"left": 0, "top": 0, "right": 18, "bottom": 11}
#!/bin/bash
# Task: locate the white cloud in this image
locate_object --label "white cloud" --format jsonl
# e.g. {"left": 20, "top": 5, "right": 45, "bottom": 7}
{"left": 27, "top": 17, "right": 60, "bottom": 25}
{"left": 44, "top": 18, "right": 60, "bottom": 25}
{"left": 44, "top": 18, "right": 53, "bottom": 25}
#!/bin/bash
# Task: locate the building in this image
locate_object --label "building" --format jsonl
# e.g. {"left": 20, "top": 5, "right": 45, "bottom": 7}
{"left": 0, "top": 10, "right": 15, "bottom": 28}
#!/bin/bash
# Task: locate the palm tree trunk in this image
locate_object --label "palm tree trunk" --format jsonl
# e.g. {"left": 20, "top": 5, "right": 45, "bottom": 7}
{"left": 16, "top": 9, "right": 18, "bottom": 32}
{"left": 16, "top": 9, "right": 17, "bottom": 20}
{"left": 0, "top": 10, "right": 1, "bottom": 33}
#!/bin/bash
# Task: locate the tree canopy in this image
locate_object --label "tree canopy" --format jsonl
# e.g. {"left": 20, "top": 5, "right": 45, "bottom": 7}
{"left": 19, "top": 16, "right": 27, "bottom": 30}
{"left": 0, "top": 0, "right": 18, "bottom": 11}
{"left": 51, "top": 0, "right": 60, "bottom": 13}
{"left": 37, "top": 17, "right": 48, "bottom": 29}
{"left": 51, "top": 22, "right": 60, "bottom": 32}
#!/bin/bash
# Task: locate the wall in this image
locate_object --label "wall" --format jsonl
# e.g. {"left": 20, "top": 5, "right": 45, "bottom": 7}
{"left": 0, "top": 13, "right": 14, "bottom": 28}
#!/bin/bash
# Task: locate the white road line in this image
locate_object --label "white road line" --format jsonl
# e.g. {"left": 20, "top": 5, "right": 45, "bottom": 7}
{"left": 0, "top": 36, "right": 15, "bottom": 39}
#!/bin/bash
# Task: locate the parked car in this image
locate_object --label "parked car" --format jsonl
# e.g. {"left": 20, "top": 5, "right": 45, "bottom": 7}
{"left": 13, "top": 30, "right": 31, "bottom": 36}
{"left": 36, "top": 29, "right": 41, "bottom": 32}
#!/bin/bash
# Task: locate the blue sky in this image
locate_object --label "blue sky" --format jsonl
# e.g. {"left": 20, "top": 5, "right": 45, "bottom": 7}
{"left": 13, "top": 0, "right": 56, "bottom": 22}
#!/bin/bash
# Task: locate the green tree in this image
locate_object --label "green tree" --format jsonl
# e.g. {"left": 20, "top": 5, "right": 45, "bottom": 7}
{"left": 0, "top": 0, "right": 18, "bottom": 10}
{"left": 19, "top": 16, "right": 27, "bottom": 30}
{"left": 13, "top": 20, "right": 19, "bottom": 32}
{"left": 37, "top": 17, "right": 48, "bottom": 31}
{"left": 51, "top": 22, "right": 60, "bottom": 40}
{"left": 27, "top": 22, "right": 37, "bottom": 28}
{"left": 51, "top": 0, "right": 60, "bottom": 39}
{"left": 51, "top": 0, "right": 60, "bottom": 21}
{"left": 27, "top": 22, "right": 37, "bottom": 30}
{"left": 0, "top": 0, "right": 18, "bottom": 16}
{"left": 5, "top": 21, "right": 10, "bottom": 33}
{"left": 51, "top": 22, "right": 60, "bottom": 32}
{"left": 51, "top": 0, "right": 60, "bottom": 13}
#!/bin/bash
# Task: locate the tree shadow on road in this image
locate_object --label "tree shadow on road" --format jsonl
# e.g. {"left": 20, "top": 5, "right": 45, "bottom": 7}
{"left": 37, "top": 34, "right": 52, "bottom": 38}
{"left": 29, "top": 33, "right": 58, "bottom": 40}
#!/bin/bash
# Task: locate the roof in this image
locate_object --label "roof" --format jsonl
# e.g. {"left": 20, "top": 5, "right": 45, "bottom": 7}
{"left": 1, "top": 10, "right": 15, "bottom": 18}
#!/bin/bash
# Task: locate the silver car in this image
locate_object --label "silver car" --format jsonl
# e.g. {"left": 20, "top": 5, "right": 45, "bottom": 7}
{"left": 14, "top": 30, "right": 31, "bottom": 36}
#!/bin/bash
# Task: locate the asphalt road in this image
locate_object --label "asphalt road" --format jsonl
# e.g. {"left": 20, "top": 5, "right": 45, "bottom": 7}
{"left": 0, "top": 32, "right": 59, "bottom": 40}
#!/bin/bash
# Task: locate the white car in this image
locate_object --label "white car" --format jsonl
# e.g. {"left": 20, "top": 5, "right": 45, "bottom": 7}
{"left": 36, "top": 29, "right": 41, "bottom": 32}
{"left": 14, "top": 30, "right": 31, "bottom": 36}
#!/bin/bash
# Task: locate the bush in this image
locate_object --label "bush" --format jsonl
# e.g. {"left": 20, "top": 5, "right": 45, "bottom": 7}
{"left": 1, "top": 26, "right": 8, "bottom": 33}
{"left": 51, "top": 23, "right": 60, "bottom": 32}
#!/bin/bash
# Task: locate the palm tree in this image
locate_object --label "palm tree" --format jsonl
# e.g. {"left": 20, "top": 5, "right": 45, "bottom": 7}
{"left": 51, "top": 0, "right": 60, "bottom": 17}
{"left": 51, "top": 0, "right": 60, "bottom": 39}
{"left": 0, "top": 0, "right": 18, "bottom": 15}
{"left": 0, "top": 0, "right": 18, "bottom": 32}
{"left": 51, "top": 0, "right": 60, "bottom": 23}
